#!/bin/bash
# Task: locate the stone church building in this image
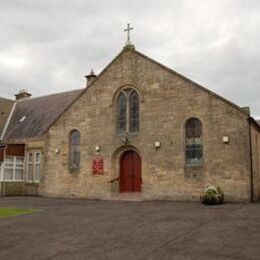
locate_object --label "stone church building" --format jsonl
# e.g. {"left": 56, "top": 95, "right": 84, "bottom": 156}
{"left": 0, "top": 44, "right": 260, "bottom": 202}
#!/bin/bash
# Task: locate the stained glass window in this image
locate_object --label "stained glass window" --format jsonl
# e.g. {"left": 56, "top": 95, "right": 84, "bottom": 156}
{"left": 117, "top": 93, "right": 127, "bottom": 133}
{"left": 69, "top": 130, "right": 80, "bottom": 170}
{"left": 129, "top": 90, "right": 139, "bottom": 132}
{"left": 185, "top": 118, "right": 203, "bottom": 165}
{"left": 116, "top": 89, "right": 139, "bottom": 134}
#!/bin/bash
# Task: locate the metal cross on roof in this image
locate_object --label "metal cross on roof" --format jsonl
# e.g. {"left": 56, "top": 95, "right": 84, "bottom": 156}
{"left": 124, "top": 23, "right": 133, "bottom": 45}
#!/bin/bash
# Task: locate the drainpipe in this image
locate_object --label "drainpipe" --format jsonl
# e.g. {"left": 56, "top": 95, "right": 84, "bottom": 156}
{"left": 0, "top": 145, "right": 7, "bottom": 197}
{"left": 0, "top": 160, "right": 2, "bottom": 196}
{"left": 0, "top": 172, "right": 2, "bottom": 197}
{"left": 248, "top": 118, "right": 254, "bottom": 202}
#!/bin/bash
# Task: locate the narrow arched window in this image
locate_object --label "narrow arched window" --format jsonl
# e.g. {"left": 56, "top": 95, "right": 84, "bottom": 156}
{"left": 129, "top": 90, "right": 139, "bottom": 132}
{"left": 117, "top": 93, "right": 127, "bottom": 133}
{"left": 116, "top": 88, "right": 139, "bottom": 134}
{"left": 185, "top": 118, "right": 203, "bottom": 165}
{"left": 69, "top": 130, "right": 80, "bottom": 170}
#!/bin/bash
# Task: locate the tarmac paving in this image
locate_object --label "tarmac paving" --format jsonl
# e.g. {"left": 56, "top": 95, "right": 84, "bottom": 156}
{"left": 0, "top": 197, "right": 259, "bottom": 260}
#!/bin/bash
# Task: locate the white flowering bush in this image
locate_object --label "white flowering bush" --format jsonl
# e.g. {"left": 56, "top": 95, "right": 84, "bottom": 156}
{"left": 201, "top": 184, "right": 224, "bottom": 205}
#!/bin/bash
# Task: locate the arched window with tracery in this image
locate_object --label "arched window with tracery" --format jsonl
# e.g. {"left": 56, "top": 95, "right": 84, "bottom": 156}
{"left": 129, "top": 90, "right": 139, "bottom": 132}
{"left": 185, "top": 118, "right": 203, "bottom": 165}
{"left": 116, "top": 88, "right": 139, "bottom": 134}
{"left": 117, "top": 93, "right": 127, "bottom": 133}
{"left": 69, "top": 130, "right": 80, "bottom": 170}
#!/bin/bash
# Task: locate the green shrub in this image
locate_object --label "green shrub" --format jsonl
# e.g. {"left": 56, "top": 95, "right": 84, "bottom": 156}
{"left": 201, "top": 185, "right": 224, "bottom": 205}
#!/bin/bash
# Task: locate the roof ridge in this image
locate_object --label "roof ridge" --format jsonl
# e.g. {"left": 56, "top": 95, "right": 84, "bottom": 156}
{"left": 17, "top": 88, "right": 84, "bottom": 102}
{"left": 0, "top": 97, "right": 14, "bottom": 102}
{"left": 2, "top": 87, "right": 84, "bottom": 141}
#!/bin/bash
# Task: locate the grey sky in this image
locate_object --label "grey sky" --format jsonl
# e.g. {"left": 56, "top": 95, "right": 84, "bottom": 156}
{"left": 0, "top": 0, "right": 259, "bottom": 117}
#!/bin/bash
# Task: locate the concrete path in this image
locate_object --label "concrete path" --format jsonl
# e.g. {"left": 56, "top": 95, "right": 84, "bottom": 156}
{"left": 0, "top": 197, "right": 259, "bottom": 260}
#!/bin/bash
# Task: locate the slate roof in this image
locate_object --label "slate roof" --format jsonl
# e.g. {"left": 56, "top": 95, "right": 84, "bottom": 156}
{"left": 0, "top": 97, "right": 14, "bottom": 138}
{"left": 3, "top": 89, "right": 83, "bottom": 141}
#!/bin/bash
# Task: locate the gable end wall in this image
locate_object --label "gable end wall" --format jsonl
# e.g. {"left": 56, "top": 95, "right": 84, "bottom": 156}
{"left": 42, "top": 49, "right": 251, "bottom": 202}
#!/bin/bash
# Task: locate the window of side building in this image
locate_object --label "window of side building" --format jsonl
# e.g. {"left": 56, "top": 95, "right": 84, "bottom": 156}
{"left": 27, "top": 151, "right": 41, "bottom": 182}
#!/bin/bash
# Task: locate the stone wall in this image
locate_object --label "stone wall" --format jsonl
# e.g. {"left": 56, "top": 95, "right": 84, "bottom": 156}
{"left": 0, "top": 182, "right": 39, "bottom": 196}
{"left": 24, "top": 183, "right": 39, "bottom": 196}
{"left": 251, "top": 123, "right": 260, "bottom": 200}
{"left": 42, "top": 48, "right": 252, "bottom": 202}
{"left": 0, "top": 182, "right": 24, "bottom": 196}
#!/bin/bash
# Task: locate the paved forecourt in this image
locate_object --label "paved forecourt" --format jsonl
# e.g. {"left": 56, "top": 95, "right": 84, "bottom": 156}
{"left": 0, "top": 197, "right": 260, "bottom": 260}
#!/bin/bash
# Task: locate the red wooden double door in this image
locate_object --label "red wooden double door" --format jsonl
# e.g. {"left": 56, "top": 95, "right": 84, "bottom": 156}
{"left": 120, "top": 151, "right": 142, "bottom": 192}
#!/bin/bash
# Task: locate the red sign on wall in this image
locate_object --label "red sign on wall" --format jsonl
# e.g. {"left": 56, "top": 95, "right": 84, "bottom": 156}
{"left": 92, "top": 155, "right": 104, "bottom": 175}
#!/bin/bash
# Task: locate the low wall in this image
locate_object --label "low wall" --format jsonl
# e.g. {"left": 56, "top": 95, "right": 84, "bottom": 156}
{"left": 0, "top": 182, "right": 39, "bottom": 196}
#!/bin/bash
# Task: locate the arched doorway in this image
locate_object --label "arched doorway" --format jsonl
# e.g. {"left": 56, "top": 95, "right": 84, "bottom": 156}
{"left": 120, "top": 150, "right": 142, "bottom": 192}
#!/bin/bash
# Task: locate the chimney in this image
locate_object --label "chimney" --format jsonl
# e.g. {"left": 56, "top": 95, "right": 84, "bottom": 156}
{"left": 242, "top": 106, "right": 250, "bottom": 115}
{"left": 15, "top": 89, "right": 32, "bottom": 100}
{"left": 85, "top": 69, "right": 97, "bottom": 87}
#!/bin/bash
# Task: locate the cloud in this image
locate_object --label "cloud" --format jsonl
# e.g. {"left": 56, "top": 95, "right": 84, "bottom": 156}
{"left": 0, "top": 0, "right": 259, "bottom": 117}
